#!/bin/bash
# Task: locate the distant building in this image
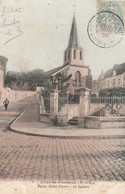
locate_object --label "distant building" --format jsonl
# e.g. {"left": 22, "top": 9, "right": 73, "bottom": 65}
{"left": 92, "top": 63, "right": 125, "bottom": 95}
{"left": 45, "top": 14, "right": 92, "bottom": 94}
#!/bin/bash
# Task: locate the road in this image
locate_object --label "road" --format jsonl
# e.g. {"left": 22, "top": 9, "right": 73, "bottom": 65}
{"left": 0, "top": 124, "right": 124, "bottom": 181}
{"left": 0, "top": 95, "right": 124, "bottom": 181}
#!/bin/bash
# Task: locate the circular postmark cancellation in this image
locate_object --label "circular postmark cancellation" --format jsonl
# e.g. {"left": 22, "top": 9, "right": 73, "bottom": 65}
{"left": 87, "top": 11, "right": 124, "bottom": 48}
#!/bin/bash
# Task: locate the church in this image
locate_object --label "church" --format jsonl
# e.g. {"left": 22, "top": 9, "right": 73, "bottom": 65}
{"left": 45, "top": 14, "right": 92, "bottom": 95}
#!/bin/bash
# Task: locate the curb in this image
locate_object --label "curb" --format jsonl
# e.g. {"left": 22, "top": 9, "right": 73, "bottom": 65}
{"left": 10, "top": 105, "right": 125, "bottom": 139}
{"left": 8, "top": 126, "right": 125, "bottom": 139}
{"left": 10, "top": 124, "right": 125, "bottom": 140}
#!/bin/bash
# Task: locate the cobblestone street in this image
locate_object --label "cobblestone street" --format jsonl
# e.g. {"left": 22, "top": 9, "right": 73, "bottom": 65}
{"left": 0, "top": 123, "right": 124, "bottom": 181}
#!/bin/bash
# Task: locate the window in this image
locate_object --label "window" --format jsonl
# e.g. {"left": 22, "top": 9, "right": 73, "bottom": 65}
{"left": 80, "top": 51, "right": 82, "bottom": 60}
{"left": 74, "top": 50, "right": 76, "bottom": 59}
{"left": 75, "top": 71, "right": 81, "bottom": 85}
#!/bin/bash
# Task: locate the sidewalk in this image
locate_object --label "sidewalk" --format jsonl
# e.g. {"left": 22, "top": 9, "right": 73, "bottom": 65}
{"left": 11, "top": 121, "right": 125, "bottom": 138}
{"left": 0, "top": 102, "right": 26, "bottom": 125}
{"left": 0, "top": 96, "right": 124, "bottom": 138}
{"left": 0, "top": 94, "right": 38, "bottom": 125}
{"left": 10, "top": 101, "right": 125, "bottom": 138}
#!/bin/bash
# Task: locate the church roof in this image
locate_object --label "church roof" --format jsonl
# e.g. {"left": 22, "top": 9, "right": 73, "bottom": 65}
{"left": 66, "top": 15, "right": 82, "bottom": 50}
{"left": 45, "top": 65, "right": 67, "bottom": 78}
{"left": 104, "top": 63, "right": 125, "bottom": 78}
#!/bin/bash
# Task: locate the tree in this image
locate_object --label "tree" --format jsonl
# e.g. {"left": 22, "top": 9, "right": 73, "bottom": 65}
{"left": 4, "top": 74, "right": 17, "bottom": 88}
{"left": 16, "top": 73, "right": 28, "bottom": 89}
{"left": 0, "top": 56, "right": 8, "bottom": 76}
{"left": 27, "top": 69, "right": 45, "bottom": 90}
{"left": 50, "top": 72, "right": 72, "bottom": 97}
{"left": 42, "top": 72, "right": 72, "bottom": 112}
{"left": 99, "top": 88, "right": 125, "bottom": 97}
{"left": 0, "top": 56, "right": 8, "bottom": 68}
{"left": 4, "top": 68, "right": 45, "bottom": 91}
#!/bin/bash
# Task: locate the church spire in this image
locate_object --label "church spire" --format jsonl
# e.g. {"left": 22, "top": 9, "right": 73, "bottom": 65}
{"left": 67, "top": 14, "right": 81, "bottom": 50}
{"left": 64, "top": 13, "right": 84, "bottom": 66}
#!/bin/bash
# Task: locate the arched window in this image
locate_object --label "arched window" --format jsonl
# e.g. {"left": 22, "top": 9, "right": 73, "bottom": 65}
{"left": 80, "top": 51, "right": 82, "bottom": 60}
{"left": 74, "top": 50, "right": 76, "bottom": 59}
{"left": 68, "top": 50, "right": 70, "bottom": 59}
{"left": 75, "top": 71, "right": 81, "bottom": 85}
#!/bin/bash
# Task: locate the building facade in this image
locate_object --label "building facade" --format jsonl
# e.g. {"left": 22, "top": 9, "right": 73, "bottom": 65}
{"left": 92, "top": 63, "right": 125, "bottom": 96}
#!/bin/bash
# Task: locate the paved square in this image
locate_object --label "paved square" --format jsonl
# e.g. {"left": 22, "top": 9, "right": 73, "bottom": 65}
{"left": 0, "top": 123, "right": 124, "bottom": 181}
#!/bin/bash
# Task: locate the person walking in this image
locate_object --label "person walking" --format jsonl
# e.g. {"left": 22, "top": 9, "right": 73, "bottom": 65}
{"left": 3, "top": 98, "right": 9, "bottom": 110}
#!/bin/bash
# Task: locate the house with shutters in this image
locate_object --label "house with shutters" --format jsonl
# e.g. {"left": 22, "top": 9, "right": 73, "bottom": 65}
{"left": 92, "top": 63, "right": 125, "bottom": 96}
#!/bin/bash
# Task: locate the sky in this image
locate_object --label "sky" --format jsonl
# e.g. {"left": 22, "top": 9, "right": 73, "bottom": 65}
{"left": 0, "top": 0, "right": 125, "bottom": 79}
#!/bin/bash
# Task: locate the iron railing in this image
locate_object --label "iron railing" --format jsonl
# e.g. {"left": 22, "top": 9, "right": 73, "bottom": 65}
{"left": 90, "top": 96, "right": 125, "bottom": 104}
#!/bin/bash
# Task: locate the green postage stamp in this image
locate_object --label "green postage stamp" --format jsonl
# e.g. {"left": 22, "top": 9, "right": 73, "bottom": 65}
{"left": 96, "top": 0, "right": 125, "bottom": 33}
{"left": 87, "top": 0, "right": 125, "bottom": 48}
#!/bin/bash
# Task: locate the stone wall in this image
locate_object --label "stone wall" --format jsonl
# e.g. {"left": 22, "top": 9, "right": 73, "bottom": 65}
{"left": 56, "top": 114, "right": 68, "bottom": 126}
{"left": 40, "top": 114, "right": 51, "bottom": 123}
{"left": 0, "top": 87, "right": 36, "bottom": 105}
{"left": 17, "top": 103, "right": 40, "bottom": 122}
{"left": 59, "top": 104, "right": 79, "bottom": 120}
{"left": 89, "top": 103, "right": 105, "bottom": 115}
{"left": 59, "top": 103, "right": 105, "bottom": 120}
{"left": 85, "top": 116, "right": 125, "bottom": 129}
{"left": 85, "top": 117, "right": 100, "bottom": 129}
{"left": 40, "top": 113, "right": 68, "bottom": 126}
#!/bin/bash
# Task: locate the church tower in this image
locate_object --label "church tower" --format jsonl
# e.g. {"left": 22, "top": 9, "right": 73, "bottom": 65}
{"left": 45, "top": 13, "right": 92, "bottom": 92}
{"left": 64, "top": 14, "right": 84, "bottom": 67}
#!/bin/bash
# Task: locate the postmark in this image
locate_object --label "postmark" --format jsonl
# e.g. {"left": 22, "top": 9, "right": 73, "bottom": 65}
{"left": 87, "top": 11, "right": 124, "bottom": 48}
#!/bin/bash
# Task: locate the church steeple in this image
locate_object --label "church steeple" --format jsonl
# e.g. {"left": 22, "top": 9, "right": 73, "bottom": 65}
{"left": 64, "top": 14, "right": 84, "bottom": 67}
{"left": 67, "top": 14, "right": 79, "bottom": 50}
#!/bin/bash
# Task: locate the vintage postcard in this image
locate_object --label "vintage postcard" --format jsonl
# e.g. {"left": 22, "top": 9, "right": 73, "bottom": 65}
{"left": 0, "top": 0, "right": 125, "bottom": 193}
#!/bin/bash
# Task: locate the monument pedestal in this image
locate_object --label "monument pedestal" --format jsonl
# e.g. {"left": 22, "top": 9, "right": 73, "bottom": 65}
{"left": 78, "top": 88, "right": 90, "bottom": 128}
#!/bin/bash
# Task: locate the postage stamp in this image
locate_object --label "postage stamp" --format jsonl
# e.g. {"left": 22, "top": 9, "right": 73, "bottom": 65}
{"left": 96, "top": 0, "right": 125, "bottom": 34}
{"left": 87, "top": 0, "right": 125, "bottom": 48}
